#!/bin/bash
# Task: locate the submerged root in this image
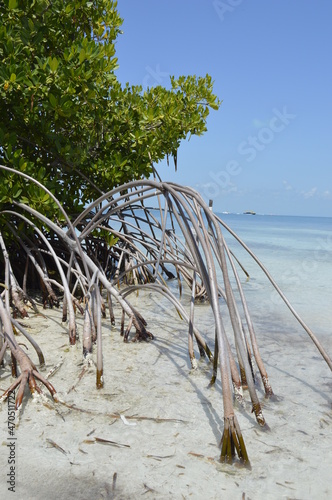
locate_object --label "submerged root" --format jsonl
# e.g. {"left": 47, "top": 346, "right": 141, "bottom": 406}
{"left": 190, "top": 355, "right": 198, "bottom": 370}
{"left": 96, "top": 368, "right": 104, "bottom": 389}
{"left": 122, "top": 313, "right": 154, "bottom": 342}
{"left": 220, "top": 415, "right": 251, "bottom": 468}
{"left": 209, "top": 373, "right": 217, "bottom": 387}
{"left": 262, "top": 375, "right": 274, "bottom": 398}
{"left": 234, "top": 383, "right": 245, "bottom": 408}
{"left": 251, "top": 401, "right": 268, "bottom": 427}
{"left": 130, "top": 325, "right": 154, "bottom": 342}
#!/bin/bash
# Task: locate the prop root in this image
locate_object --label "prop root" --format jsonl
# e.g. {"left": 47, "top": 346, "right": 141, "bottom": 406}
{"left": 0, "top": 347, "right": 58, "bottom": 410}
{"left": 220, "top": 415, "right": 251, "bottom": 468}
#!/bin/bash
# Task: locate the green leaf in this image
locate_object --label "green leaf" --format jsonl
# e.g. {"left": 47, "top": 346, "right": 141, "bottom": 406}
{"left": 49, "top": 93, "right": 57, "bottom": 108}
{"left": 13, "top": 188, "right": 22, "bottom": 199}
{"left": 8, "top": 0, "right": 18, "bottom": 10}
{"left": 10, "top": 73, "right": 16, "bottom": 83}
{"left": 79, "top": 49, "right": 86, "bottom": 64}
{"left": 41, "top": 193, "right": 50, "bottom": 202}
{"left": 106, "top": 234, "right": 119, "bottom": 247}
{"left": 19, "top": 158, "right": 27, "bottom": 170}
{"left": 49, "top": 57, "right": 59, "bottom": 72}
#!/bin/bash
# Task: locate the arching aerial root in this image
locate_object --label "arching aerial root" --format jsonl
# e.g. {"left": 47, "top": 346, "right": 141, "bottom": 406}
{"left": 220, "top": 415, "right": 251, "bottom": 468}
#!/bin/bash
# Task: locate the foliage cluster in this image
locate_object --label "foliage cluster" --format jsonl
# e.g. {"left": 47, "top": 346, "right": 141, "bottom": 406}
{"left": 0, "top": 0, "right": 220, "bottom": 218}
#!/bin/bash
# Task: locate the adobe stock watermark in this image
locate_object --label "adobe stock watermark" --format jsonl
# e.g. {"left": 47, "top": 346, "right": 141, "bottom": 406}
{"left": 213, "top": 0, "right": 244, "bottom": 22}
{"left": 6, "top": 390, "right": 17, "bottom": 493}
{"left": 143, "top": 64, "right": 170, "bottom": 89}
{"left": 203, "top": 106, "right": 296, "bottom": 199}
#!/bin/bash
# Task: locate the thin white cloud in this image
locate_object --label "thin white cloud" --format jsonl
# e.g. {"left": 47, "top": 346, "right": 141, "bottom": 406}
{"left": 284, "top": 183, "right": 330, "bottom": 200}
{"left": 301, "top": 187, "right": 317, "bottom": 198}
{"left": 302, "top": 187, "right": 332, "bottom": 200}
{"left": 282, "top": 180, "right": 293, "bottom": 191}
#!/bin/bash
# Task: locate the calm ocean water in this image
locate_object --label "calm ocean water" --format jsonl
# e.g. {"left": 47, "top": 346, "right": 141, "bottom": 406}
{"left": 218, "top": 213, "right": 332, "bottom": 338}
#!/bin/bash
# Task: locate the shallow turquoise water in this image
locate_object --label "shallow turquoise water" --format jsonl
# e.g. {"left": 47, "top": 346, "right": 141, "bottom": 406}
{"left": 219, "top": 213, "right": 332, "bottom": 337}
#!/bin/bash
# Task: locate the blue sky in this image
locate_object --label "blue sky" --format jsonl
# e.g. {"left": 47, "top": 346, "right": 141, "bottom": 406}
{"left": 115, "top": 1, "right": 332, "bottom": 216}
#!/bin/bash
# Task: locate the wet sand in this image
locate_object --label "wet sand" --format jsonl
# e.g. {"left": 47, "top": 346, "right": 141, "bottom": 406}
{"left": 1, "top": 292, "right": 332, "bottom": 499}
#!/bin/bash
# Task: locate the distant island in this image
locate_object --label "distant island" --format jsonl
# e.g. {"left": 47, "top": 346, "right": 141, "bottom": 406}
{"left": 243, "top": 211, "right": 256, "bottom": 215}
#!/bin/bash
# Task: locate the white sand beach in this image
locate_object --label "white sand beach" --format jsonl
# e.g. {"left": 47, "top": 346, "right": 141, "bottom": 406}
{"left": 1, "top": 290, "right": 332, "bottom": 500}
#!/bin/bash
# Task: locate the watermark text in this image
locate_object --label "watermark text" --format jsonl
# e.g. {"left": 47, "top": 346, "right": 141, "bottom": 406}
{"left": 7, "top": 390, "right": 16, "bottom": 493}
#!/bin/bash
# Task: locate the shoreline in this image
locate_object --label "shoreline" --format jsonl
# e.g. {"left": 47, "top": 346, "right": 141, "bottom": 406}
{"left": 1, "top": 293, "right": 332, "bottom": 499}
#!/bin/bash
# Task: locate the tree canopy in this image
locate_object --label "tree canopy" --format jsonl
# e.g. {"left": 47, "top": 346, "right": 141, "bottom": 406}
{"left": 0, "top": 0, "right": 220, "bottom": 217}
